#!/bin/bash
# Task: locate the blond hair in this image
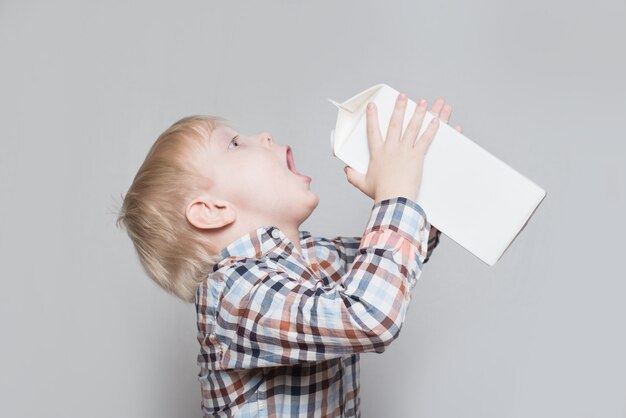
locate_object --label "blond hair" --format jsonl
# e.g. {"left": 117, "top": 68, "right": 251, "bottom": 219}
{"left": 116, "top": 115, "right": 231, "bottom": 303}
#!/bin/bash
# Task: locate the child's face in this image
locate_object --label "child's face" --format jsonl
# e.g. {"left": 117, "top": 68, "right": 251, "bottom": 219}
{"left": 194, "top": 124, "right": 319, "bottom": 229}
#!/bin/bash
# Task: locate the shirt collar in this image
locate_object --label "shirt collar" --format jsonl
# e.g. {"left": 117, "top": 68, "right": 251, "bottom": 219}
{"left": 212, "top": 225, "right": 312, "bottom": 272}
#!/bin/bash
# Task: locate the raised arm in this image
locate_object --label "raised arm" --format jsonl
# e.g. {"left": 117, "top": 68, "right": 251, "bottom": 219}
{"left": 332, "top": 222, "right": 440, "bottom": 266}
{"left": 330, "top": 235, "right": 362, "bottom": 266}
{"left": 204, "top": 197, "right": 431, "bottom": 369}
{"left": 423, "top": 224, "right": 442, "bottom": 263}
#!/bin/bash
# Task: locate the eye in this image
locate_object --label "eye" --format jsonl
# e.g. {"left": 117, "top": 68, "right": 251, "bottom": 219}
{"left": 228, "top": 135, "right": 240, "bottom": 149}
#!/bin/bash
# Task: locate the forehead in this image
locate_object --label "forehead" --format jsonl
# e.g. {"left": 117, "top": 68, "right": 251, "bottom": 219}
{"left": 210, "top": 124, "right": 236, "bottom": 143}
{"left": 194, "top": 123, "right": 236, "bottom": 168}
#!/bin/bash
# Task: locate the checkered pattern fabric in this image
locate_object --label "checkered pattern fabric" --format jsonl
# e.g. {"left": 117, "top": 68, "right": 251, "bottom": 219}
{"left": 195, "top": 196, "right": 440, "bottom": 417}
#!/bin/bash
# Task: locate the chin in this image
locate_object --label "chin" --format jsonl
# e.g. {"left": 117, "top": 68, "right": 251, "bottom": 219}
{"left": 294, "top": 192, "right": 319, "bottom": 222}
{"left": 306, "top": 189, "right": 320, "bottom": 208}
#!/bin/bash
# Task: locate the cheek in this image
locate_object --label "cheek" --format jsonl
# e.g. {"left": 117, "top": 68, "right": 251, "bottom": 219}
{"left": 233, "top": 159, "right": 287, "bottom": 193}
{"left": 240, "top": 157, "right": 284, "bottom": 181}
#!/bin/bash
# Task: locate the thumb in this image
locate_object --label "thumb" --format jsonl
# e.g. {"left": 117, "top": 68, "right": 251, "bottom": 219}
{"left": 344, "top": 166, "right": 366, "bottom": 190}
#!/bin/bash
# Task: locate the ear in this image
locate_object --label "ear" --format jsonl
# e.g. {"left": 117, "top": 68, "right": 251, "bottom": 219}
{"left": 185, "top": 195, "right": 236, "bottom": 231}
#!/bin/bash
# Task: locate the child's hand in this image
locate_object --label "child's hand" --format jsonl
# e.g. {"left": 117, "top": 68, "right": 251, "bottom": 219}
{"left": 343, "top": 93, "right": 437, "bottom": 203}
{"left": 345, "top": 93, "right": 434, "bottom": 203}
{"left": 430, "top": 96, "right": 464, "bottom": 135}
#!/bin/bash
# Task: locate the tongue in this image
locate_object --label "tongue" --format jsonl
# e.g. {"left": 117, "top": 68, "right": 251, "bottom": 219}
{"left": 290, "top": 163, "right": 306, "bottom": 177}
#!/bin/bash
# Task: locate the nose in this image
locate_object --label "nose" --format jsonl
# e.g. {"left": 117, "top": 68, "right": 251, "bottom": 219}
{"left": 259, "top": 132, "right": 273, "bottom": 147}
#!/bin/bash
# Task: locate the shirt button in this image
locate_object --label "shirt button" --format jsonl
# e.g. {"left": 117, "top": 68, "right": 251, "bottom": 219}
{"left": 271, "top": 229, "right": 280, "bottom": 239}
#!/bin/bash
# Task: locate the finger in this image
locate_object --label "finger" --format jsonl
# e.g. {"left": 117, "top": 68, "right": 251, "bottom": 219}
{"left": 345, "top": 165, "right": 367, "bottom": 192}
{"left": 366, "top": 102, "right": 383, "bottom": 155}
{"left": 439, "top": 103, "right": 453, "bottom": 124}
{"left": 430, "top": 97, "right": 445, "bottom": 117}
{"left": 455, "top": 124, "right": 463, "bottom": 133}
{"left": 402, "top": 98, "right": 427, "bottom": 147}
{"left": 414, "top": 116, "right": 440, "bottom": 154}
{"left": 386, "top": 93, "right": 408, "bottom": 146}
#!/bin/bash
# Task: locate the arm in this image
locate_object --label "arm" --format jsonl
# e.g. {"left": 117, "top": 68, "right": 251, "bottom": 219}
{"left": 332, "top": 223, "right": 440, "bottom": 266}
{"left": 423, "top": 224, "right": 442, "bottom": 263}
{"left": 330, "top": 235, "right": 362, "bottom": 267}
{"left": 212, "top": 196, "right": 431, "bottom": 369}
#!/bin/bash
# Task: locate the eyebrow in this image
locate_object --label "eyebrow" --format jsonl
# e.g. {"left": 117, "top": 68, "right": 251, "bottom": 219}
{"left": 225, "top": 134, "right": 238, "bottom": 148}
{"left": 212, "top": 130, "right": 238, "bottom": 148}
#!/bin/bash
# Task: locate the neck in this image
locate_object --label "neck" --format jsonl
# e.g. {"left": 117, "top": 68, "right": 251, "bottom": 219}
{"left": 212, "top": 219, "right": 304, "bottom": 256}
{"left": 278, "top": 224, "right": 303, "bottom": 255}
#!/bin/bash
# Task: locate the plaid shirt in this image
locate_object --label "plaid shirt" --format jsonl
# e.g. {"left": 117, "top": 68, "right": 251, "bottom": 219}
{"left": 195, "top": 196, "right": 441, "bottom": 417}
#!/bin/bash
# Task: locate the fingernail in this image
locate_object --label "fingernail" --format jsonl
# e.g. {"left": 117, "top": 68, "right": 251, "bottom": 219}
{"left": 367, "top": 102, "right": 374, "bottom": 110}
{"left": 418, "top": 99, "right": 426, "bottom": 106}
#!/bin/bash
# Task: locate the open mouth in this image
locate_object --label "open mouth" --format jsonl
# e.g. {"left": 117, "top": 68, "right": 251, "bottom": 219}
{"left": 286, "top": 146, "right": 311, "bottom": 182}
{"left": 286, "top": 146, "right": 298, "bottom": 173}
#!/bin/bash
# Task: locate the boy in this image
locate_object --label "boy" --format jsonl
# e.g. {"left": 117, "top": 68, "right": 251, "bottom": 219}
{"left": 117, "top": 93, "right": 463, "bottom": 417}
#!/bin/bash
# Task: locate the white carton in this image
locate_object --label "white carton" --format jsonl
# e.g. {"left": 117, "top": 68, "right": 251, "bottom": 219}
{"left": 329, "top": 83, "right": 547, "bottom": 266}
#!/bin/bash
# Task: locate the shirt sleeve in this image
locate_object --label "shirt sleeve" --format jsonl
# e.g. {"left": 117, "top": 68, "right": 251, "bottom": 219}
{"left": 332, "top": 221, "right": 440, "bottom": 266}
{"left": 329, "top": 235, "right": 363, "bottom": 267}
{"left": 216, "top": 196, "right": 431, "bottom": 369}
{"left": 423, "top": 223, "right": 442, "bottom": 263}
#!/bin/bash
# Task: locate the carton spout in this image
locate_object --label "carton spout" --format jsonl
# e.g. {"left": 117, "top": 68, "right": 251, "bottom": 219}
{"left": 327, "top": 98, "right": 353, "bottom": 113}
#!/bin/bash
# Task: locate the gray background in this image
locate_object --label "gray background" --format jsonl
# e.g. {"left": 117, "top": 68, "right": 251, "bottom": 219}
{"left": 1, "top": 1, "right": 624, "bottom": 417}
